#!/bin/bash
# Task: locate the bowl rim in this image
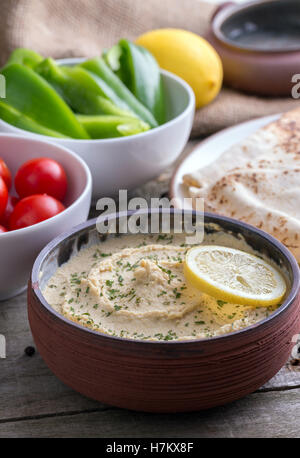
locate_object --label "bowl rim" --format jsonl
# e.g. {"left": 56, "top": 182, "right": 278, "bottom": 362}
{"left": 212, "top": 0, "right": 300, "bottom": 54}
{"left": 0, "top": 64, "right": 195, "bottom": 145}
{"left": 0, "top": 133, "right": 92, "bottom": 239}
{"left": 30, "top": 208, "right": 300, "bottom": 346}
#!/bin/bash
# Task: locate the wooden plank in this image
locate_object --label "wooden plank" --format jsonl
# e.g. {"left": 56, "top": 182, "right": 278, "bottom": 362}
{"left": 0, "top": 389, "right": 299, "bottom": 438}
{"left": 0, "top": 290, "right": 102, "bottom": 421}
{"left": 261, "top": 358, "right": 300, "bottom": 390}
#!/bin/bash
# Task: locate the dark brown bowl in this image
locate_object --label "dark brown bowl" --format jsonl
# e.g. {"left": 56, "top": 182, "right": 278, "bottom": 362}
{"left": 207, "top": 0, "right": 300, "bottom": 96}
{"left": 28, "top": 210, "right": 300, "bottom": 413}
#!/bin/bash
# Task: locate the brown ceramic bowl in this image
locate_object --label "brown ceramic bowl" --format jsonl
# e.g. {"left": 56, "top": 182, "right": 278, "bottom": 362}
{"left": 207, "top": 0, "right": 300, "bottom": 96}
{"left": 28, "top": 210, "right": 300, "bottom": 413}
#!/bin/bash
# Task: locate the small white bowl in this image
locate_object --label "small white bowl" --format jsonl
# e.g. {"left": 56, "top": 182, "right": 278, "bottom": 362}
{"left": 0, "top": 59, "right": 195, "bottom": 199}
{"left": 0, "top": 134, "right": 92, "bottom": 300}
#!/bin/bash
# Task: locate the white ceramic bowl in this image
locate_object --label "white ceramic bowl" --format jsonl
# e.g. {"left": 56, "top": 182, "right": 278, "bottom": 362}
{"left": 0, "top": 134, "right": 92, "bottom": 300}
{"left": 0, "top": 59, "right": 195, "bottom": 199}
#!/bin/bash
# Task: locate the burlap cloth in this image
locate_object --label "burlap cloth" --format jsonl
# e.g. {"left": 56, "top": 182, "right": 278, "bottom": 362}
{"left": 0, "top": 0, "right": 297, "bottom": 137}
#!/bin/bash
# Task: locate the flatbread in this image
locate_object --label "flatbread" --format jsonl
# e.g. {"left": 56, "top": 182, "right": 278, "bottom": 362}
{"left": 183, "top": 107, "right": 300, "bottom": 262}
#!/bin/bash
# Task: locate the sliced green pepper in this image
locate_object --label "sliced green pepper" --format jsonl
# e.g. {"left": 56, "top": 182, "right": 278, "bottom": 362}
{"left": 3, "top": 48, "right": 43, "bottom": 69}
{"left": 1, "top": 63, "right": 89, "bottom": 139}
{"left": 0, "top": 101, "right": 70, "bottom": 138}
{"left": 35, "top": 58, "right": 135, "bottom": 117}
{"left": 76, "top": 114, "right": 150, "bottom": 139}
{"left": 80, "top": 57, "right": 158, "bottom": 127}
{"left": 104, "top": 39, "right": 165, "bottom": 125}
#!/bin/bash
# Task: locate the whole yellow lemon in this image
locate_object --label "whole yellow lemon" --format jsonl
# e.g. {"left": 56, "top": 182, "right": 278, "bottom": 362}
{"left": 136, "top": 29, "right": 223, "bottom": 109}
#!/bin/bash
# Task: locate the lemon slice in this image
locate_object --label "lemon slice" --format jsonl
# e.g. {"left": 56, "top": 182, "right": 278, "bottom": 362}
{"left": 184, "top": 245, "right": 286, "bottom": 307}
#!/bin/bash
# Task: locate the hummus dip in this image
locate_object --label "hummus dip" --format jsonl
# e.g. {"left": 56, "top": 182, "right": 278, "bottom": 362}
{"left": 43, "top": 233, "right": 280, "bottom": 341}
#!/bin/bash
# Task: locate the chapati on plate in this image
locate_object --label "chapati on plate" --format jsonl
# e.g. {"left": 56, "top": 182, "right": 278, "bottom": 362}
{"left": 183, "top": 107, "right": 300, "bottom": 262}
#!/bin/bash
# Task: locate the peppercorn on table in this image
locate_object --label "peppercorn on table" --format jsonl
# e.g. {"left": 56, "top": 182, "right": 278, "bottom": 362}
{"left": 0, "top": 141, "right": 299, "bottom": 438}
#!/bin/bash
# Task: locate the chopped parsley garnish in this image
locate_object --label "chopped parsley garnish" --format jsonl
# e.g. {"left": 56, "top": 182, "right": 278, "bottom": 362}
{"left": 217, "top": 300, "right": 228, "bottom": 307}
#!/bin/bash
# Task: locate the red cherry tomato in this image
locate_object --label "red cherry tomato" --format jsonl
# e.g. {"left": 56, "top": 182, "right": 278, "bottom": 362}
{"left": 0, "top": 194, "right": 19, "bottom": 227}
{"left": 15, "top": 158, "right": 68, "bottom": 201}
{"left": 0, "top": 158, "right": 12, "bottom": 190}
{"left": 0, "top": 224, "right": 7, "bottom": 233}
{"left": 0, "top": 177, "right": 8, "bottom": 219}
{"left": 9, "top": 194, "right": 65, "bottom": 230}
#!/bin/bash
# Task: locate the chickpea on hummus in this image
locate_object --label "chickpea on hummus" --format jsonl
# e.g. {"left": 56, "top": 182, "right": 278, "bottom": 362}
{"left": 43, "top": 233, "right": 279, "bottom": 341}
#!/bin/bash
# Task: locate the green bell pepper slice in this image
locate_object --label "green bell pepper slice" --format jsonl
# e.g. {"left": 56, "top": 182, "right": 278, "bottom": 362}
{"left": 0, "top": 101, "right": 70, "bottom": 138}
{"left": 1, "top": 63, "right": 89, "bottom": 139}
{"left": 76, "top": 114, "right": 150, "bottom": 139}
{"left": 35, "top": 58, "right": 135, "bottom": 118}
{"left": 104, "top": 39, "right": 165, "bottom": 125}
{"left": 80, "top": 57, "right": 158, "bottom": 128}
{"left": 3, "top": 48, "right": 43, "bottom": 70}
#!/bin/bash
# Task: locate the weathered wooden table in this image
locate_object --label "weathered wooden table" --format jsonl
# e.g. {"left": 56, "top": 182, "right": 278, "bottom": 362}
{"left": 0, "top": 142, "right": 299, "bottom": 438}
